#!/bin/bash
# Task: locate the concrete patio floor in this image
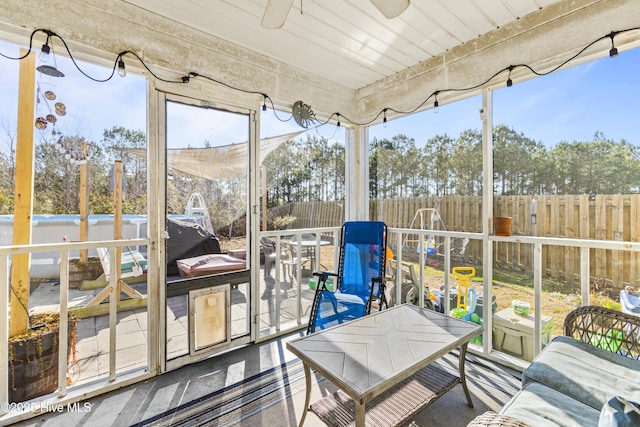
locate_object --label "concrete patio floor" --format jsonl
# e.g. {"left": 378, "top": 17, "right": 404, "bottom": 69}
{"left": 9, "top": 325, "right": 512, "bottom": 427}
{"left": 26, "top": 265, "right": 316, "bottom": 386}
{"left": 10, "top": 256, "right": 516, "bottom": 426}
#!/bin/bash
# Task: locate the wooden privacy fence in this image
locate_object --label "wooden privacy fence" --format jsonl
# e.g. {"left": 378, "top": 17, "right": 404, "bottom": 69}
{"left": 271, "top": 194, "right": 640, "bottom": 290}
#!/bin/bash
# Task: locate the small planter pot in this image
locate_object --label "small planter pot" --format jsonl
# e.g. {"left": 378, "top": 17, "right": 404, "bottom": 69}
{"left": 493, "top": 217, "right": 513, "bottom": 236}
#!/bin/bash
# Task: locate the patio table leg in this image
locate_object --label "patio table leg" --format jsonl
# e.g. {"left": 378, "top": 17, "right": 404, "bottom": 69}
{"left": 298, "top": 362, "right": 312, "bottom": 427}
{"left": 459, "top": 342, "right": 474, "bottom": 407}
{"left": 355, "top": 399, "right": 365, "bottom": 427}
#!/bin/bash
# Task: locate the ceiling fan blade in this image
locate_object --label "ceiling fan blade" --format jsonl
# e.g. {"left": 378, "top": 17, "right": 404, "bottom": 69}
{"left": 369, "top": 0, "right": 410, "bottom": 19}
{"left": 261, "top": 0, "right": 295, "bottom": 29}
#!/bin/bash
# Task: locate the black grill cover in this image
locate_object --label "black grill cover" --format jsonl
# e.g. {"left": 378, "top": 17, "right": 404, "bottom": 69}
{"left": 166, "top": 218, "right": 221, "bottom": 275}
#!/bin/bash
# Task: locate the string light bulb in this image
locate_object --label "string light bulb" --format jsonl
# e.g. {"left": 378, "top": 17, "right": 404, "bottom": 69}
{"left": 506, "top": 65, "right": 514, "bottom": 87}
{"left": 433, "top": 92, "right": 439, "bottom": 113}
{"left": 39, "top": 42, "right": 50, "bottom": 63}
{"left": 262, "top": 95, "right": 267, "bottom": 111}
{"left": 336, "top": 113, "right": 341, "bottom": 127}
{"left": 383, "top": 109, "right": 388, "bottom": 128}
{"left": 117, "top": 59, "right": 127, "bottom": 77}
{"left": 609, "top": 33, "right": 618, "bottom": 57}
{"left": 36, "top": 34, "right": 64, "bottom": 77}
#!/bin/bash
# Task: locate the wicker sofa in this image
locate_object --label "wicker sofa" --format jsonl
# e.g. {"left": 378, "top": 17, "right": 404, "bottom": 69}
{"left": 468, "top": 305, "right": 640, "bottom": 427}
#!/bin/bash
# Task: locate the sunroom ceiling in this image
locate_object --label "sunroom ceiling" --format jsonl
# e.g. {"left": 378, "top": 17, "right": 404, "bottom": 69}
{"left": 122, "top": 0, "right": 562, "bottom": 91}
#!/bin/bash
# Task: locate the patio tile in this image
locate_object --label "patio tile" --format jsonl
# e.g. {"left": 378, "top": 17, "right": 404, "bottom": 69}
{"left": 115, "top": 330, "right": 147, "bottom": 350}
{"left": 167, "top": 335, "right": 188, "bottom": 359}
{"left": 115, "top": 318, "right": 144, "bottom": 334}
{"left": 167, "top": 296, "right": 188, "bottom": 320}
{"left": 75, "top": 336, "right": 98, "bottom": 359}
{"left": 73, "top": 354, "right": 99, "bottom": 383}
{"left": 166, "top": 320, "right": 187, "bottom": 336}
{"left": 75, "top": 318, "right": 97, "bottom": 340}
{"left": 133, "top": 311, "right": 148, "bottom": 329}
{"left": 96, "top": 343, "right": 147, "bottom": 375}
{"left": 95, "top": 328, "right": 112, "bottom": 352}
{"left": 177, "top": 317, "right": 189, "bottom": 329}
{"left": 231, "top": 321, "right": 248, "bottom": 337}
{"left": 95, "top": 311, "right": 138, "bottom": 328}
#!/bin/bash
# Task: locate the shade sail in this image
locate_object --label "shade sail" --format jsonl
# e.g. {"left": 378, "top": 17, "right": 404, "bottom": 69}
{"left": 117, "top": 131, "right": 304, "bottom": 181}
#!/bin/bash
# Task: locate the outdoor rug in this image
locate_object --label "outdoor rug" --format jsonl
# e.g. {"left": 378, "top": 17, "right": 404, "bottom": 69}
{"left": 132, "top": 352, "right": 521, "bottom": 427}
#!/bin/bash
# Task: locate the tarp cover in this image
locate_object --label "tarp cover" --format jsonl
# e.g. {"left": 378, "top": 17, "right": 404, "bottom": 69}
{"left": 117, "top": 131, "right": 304, "bottom": 181}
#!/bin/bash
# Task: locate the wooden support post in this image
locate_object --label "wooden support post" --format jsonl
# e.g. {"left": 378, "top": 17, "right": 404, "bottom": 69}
{"left": 85, "top": 160, "right": 142, "bottom": 307}
{"left": 9, "top": 49, "right": 36, "bottom": 338}
{"left": 79, "top": 141, "right": 89, "bottom": 262}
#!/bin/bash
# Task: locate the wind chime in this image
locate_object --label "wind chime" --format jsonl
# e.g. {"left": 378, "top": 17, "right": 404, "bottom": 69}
{"left": 34, "top": 36, "right": 91, "bottom": 164}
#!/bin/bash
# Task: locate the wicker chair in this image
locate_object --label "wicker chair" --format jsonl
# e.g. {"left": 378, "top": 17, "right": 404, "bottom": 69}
{"left": 467, "top": 411, "right": 532, "bottom": 427}
{"left": 468, "top": 306, "right": 640, "bottom": 426}
{"left": 563, "top": 304, "right": 640, "bottom": 359}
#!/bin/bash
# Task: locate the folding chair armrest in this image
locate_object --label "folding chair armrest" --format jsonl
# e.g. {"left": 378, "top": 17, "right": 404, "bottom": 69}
{"left": 313, "top": 271, "right": 338, "bottom": 277}
{"left": 312, "top": 271, "right": 338, "bottom": 292}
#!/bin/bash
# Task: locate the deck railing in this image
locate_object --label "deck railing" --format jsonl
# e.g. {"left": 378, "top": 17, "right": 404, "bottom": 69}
{"left": 0, "top": 238, "right": 150, "bottom": 420}
{"left": 387, "top": 227, "right": 640, "bottom": 368}
{"left": 3, "top": 226, "right": 640, "bottom": 419}
{"left": 276, "top": 194, "right": 640, "bottom": 288}
{"left": 260, "top": 225, "right": 640, "bottom": 367}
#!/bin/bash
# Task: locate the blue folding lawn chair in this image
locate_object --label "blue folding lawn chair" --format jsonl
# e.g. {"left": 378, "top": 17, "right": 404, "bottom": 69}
{"left": 306, "top": 221, "right": 388, "bottom": 334}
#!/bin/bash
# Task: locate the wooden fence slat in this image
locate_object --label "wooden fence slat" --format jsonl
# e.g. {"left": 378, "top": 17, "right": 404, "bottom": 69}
{"left": 564, "top": 196, "right": 574, "bottom": 284}
{"left": 612, "top": 194, "right": 624, "bottom": 287}
{"left": 594, "top": 195, "right": 608, "bottom": 281}
{"left": 623, "top": 195, "right": 631, "bottom": 287}
{"left": 550, "top": 196, "right": 560, "bottom": 279}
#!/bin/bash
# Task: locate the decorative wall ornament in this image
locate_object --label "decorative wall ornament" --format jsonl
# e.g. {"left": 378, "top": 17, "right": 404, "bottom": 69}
{"left": 291, "top": 101, "right": 316, "bottom": 129}
{"left": 34, "top": 36, "right": 66, "bottom": 141}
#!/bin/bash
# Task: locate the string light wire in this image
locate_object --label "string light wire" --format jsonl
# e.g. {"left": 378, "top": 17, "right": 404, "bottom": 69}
{"left": 1, "top": 26, "right": 639, "bottom": 129}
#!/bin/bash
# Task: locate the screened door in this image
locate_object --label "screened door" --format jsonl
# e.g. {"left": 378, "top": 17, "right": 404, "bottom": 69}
{"left": 162, "top": 95, "right": 253, "bottom": 369}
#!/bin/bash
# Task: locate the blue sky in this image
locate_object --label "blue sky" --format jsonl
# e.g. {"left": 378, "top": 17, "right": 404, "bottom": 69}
{"left": 1, "top": 39, "right": 639, "bottom": 151}
{"left": 370, "top": 48, "right": 640, "bottom": 148}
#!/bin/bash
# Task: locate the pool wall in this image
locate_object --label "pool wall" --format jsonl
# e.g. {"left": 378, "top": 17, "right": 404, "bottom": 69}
{"left": 0, "top": 214, "right": 148, "bottom": 279}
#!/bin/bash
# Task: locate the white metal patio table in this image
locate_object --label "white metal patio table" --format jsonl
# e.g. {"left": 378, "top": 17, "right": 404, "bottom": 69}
{"left": 286, "top": 304, "right": 482, "bottom": 426}
{"left": 289, "top": 234, "right": 331, "bottom": 273}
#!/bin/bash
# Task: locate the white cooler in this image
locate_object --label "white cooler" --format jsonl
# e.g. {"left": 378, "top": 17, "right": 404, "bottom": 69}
{"left": 492, "top": 307, "right": 553, "bottom": 362}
